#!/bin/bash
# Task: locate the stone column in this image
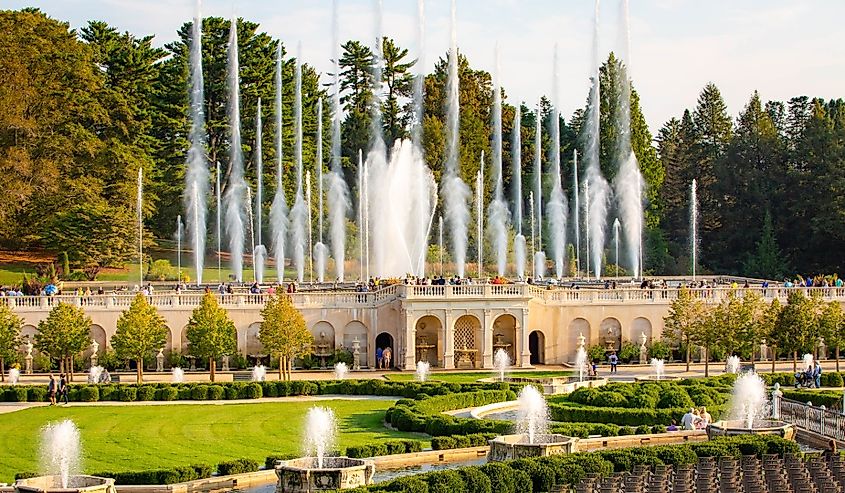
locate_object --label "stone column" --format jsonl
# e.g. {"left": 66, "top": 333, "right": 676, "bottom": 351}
{"left": 403, "top": 309, "right": 416, "bottom": 370}
{"left": 482, "top": 309, "right": 493, "bottom": 369}
{"left": 520, "top": 308, "right": 531, "bottom": 368}
{"left": 444, "top": 310, "right": 455, "bottom": 369}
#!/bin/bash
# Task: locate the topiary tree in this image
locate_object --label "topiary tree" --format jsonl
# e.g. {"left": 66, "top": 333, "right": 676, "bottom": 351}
{"left": 0, "top": 301, "right": 22, "bottom": 382}
{"left": 186, "top": 293, "right": 237, "bottom": 382}
{"left": 259, "top": 293, "right": 313, "bottom": 381}
{"left": 36, "top": 303, "right": 91, "bottom": 381}
{"left": 112, "top": 294, "right": 168, "bottom": 383}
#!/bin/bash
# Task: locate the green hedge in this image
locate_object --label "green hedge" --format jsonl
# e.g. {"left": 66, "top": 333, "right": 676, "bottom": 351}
{"left": 548, "top": 401, "right": 726, "bottom": 426}
{"left": 385, "top": 390, "right": 517, "bottom": 437}
{"left": 91, "top": 464, "right": 213, "bottom": 485}
{"left": 0, "top": 379, "right": 512, "bottom": 403}
{"left": 431, "top": 433, "right": 498, "bottom": 450}
{"left": 217, "top": 458, "right": 259, "bottom": 476}
{"left": 781, "top": 389, "right": 842, "bottom": 408}
{"left": 357, "top": 435, "right": 798, "bottom": 493}
{"left": 346, "top": 440, "right": 424, "bottom": 458}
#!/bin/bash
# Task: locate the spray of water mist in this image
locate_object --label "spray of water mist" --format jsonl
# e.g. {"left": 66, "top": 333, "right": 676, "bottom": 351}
{"left": 289, "top": 45, "right": 307, "bottom": 283}
{"left": 314, "top": 98, "right": 327, "bottom": 283}
{"left": 512, "top": 107, "right": 525, "bottom": 279}
{"left": 254, "top": 99, "right": 266, "bottom": 282}
{"left": 40, "top": 420, "right": 81, "bottom": 488}
{"left": 533, "top": 98, "right": 545, "bottom": 279}
{"left": 304, "top": 407, "right": 336, "bottom": 469}
{"left": 690, "top": 179, "right": 698, "bottom": 279}
{"left": 328, "top": 0, "right": 350, "bottom": 281}
{"left": 475, "top": 162, "right": 484, "bottom": 278}
{"left": 547, "top": 46, "right": 568, "bottom": 279}
{"left": 488, "top": 46, "right": 510, "bottom": 277}
{"left": 306, "top": 172, "right": 313, "bottom": 281}
{"left": 270, "top": 44, "right": 289, "bottom": 282}
{"left": 185, "top": 1, "right": 208, "bottom": 285}
{"left": 443, "top": 0, "right": 470, "bottom": 277}
{"left": 224, "top": 18, "right": 247, "bottom": 282}
{"left": 573, "top": 150, "right": 581, "bottom": 275}
{"left": 585, "top": 0, "right": 610, "bottom": 279}
{"left": 612, "top": 0, "right": 644, "bottom": 278}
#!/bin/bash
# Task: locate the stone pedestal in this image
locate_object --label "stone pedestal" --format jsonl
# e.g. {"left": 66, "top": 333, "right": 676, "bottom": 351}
{"left": 222, "top": 355, "right": 229, "bottom": 372}
{"left": 25, "top": 355, "right": 32, "bottom": 375}
{"left": 156, "top": 349, "right": 164, "bottom": 372}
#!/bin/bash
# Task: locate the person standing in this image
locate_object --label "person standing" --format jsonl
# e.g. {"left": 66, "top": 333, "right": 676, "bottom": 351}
{"left": 59, "top": 373, "right": 69, "bottom": 404}
{"left": 383, "top": 346, "right": 392, "bottom": 369}
{"left": 609, "top": 352, "right": 619, "bottom": 374}
{"left": 376, "top": 347, "right": 384, "bottom": 369}
{"left": 48, "top": 374, "right": 57, "bottom": 406}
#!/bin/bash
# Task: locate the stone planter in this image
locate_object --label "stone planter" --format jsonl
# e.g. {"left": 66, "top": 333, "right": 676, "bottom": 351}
{"left": 706, "top": 419, "right": 796, "bottom": 441}
{"left": 488, "top": 434, "right": 578, "bottom": 462}
{"left": 14, "top": 476, "right": 115, "bottom": 493}
{"left": 275, "top": 457, "right": 375, "bottom": 492}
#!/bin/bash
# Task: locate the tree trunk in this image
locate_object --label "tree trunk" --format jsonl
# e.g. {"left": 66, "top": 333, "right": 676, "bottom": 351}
{"left": 750, "top": 344, "right": 755, "bottom": 365}
{"left": 59, "top": 356, "right": 65, "bottom": 374}
{"left": 137, "top": 358, "right": 143, "bottom": 384}
{"left": 793, "top": 351, "right": 797, "bottom": 373}
{"left": 210, "top": 358, "right": 216, "bottom": 382}
{"left": 685, "top": 340, "right": 690, "bottom": 372}
{"left": 771, "top": 345, "right": 777, "bottom": 374}
{"left": 704, "top": 347, "right": 709, "bottom": 377}
{"left": 837, "top": 346, "right": 841, "bottom": 373}
{"left": 0, "top": 358, "right": 5, "bottom": 382}
{"left": 279, "top": 356, "right": 284, "bottom": 381}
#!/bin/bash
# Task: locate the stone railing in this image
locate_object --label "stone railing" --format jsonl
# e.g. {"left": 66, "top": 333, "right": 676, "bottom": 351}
{"left": 529, "top": 286, "right": 845, "bottom": 305}
{"left": 778, "top": 397, "right": 845, "bottom": 440}
{"left": 398, "top": 283, "right": 532, "bottom": 299}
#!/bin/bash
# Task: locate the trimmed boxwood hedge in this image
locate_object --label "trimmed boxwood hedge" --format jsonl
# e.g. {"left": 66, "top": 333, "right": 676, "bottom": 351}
{"left": 217, "top": 458, "right": 259, "bottom": 476}
{"left": 354, "top": 435, "right": 798, "bottom": 493}
{"left": 346, "top": 440, "right": 423, "bottom": 458}
{"left": 384, "top": 389, "right": 518, "bottom": 437}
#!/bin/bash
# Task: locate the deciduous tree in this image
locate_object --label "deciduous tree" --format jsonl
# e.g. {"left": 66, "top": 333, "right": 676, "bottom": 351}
{"left": 0, "top": 302, "right": 22, "bottom": 382}
{"left": 186, "top": 293, "right": 237, "bottom": 382}
{"left": 259, "top": 293, "right": 312, "bottom": 381}
{"left": 663, "top": 287, "right": 705, "bottom": 371}
{"left": 36, "top": 303, "right": 91, "bottom": 381}
{"left": 112, "top": 294, "right": 168, "bottom": 383}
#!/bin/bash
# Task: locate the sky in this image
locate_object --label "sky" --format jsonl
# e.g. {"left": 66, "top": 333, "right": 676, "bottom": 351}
{"left": 7, "top": 0, "right": 845, "bottom": 133}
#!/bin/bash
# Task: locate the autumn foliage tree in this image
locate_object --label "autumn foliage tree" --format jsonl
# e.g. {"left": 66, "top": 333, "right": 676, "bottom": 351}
{"left": 259, "top": 293, "right": 312, "bottom": 381}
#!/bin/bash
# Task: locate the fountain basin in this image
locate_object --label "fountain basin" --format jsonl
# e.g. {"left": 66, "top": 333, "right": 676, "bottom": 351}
{"left": 488, "top": 434, "right": 578, "bottom": 462}
{"left": 275, "top": 457, "right": 375, "bottom": 492}
{"left": 706, "top": 419, "right": 796, "bottom": 441}
{"left": 14, "top": 476, "right": 115, "bottom": 493}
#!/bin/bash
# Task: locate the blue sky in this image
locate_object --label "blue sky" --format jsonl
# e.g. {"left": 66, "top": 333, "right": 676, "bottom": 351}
{"left": 7, "top": 0, "right": 845, "bottom": 132}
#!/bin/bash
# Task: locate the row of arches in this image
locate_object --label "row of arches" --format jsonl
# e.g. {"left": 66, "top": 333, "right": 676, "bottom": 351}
{"left": 412, "top": 313, "right": 520, "bottom": 368}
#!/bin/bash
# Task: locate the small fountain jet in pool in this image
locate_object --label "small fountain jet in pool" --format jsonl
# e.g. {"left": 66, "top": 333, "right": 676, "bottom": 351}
{"left": 171, "top": 367, "right": 184, "bottom": 383}
{"left": 87, "top": 366, "right": 104, "bottom": 384}
{"left": 493, "top": 348, "right": 511, "bottom": 382}
{"left": 415, "top": 361, "right": 430, "bottom": 382}
{"left": 575, "top": 347, "right": 588, "bottom": 382}
{"left": 333, "top": 362, "right": 348, "bottom": 380}
{"left": 251, "top": 365, "right": 266, "bottom": 382}
{"left": 9, "top": 367, "right": 20, "bottom": 384}
{"left": 275, "top": 405, "right": 374, "bottom": 491}
{"left": 706, "top": 370, "right": 796, "bottom": 440}
{"left": 14, "top": 419, "right": 116, "bottom": 493}
{"left": 650, "top": 358, "right": 665, "bottom": 380}
{"left": 725, "top": 355, "right": 741, "bottom": 374}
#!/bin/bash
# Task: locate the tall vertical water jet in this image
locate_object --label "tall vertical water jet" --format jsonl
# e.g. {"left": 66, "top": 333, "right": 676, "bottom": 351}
{"left": 546, "top": 46, "right": 568, "bottom": 279}
{"left": 585, "top": 0, "right": 611, "bottom": 279}
{"left": 40, "top": 420, "right": 81, "bottom": 489}
{"left": 512, "top": 106, "right": 526, "bottom": 279}
{"left": 612, "top": 0, "right": 644, "bottom": 279}
{"left": 270, "top": 44, "right": 289, "bottom": 283}
{"left": 176, "top": 215, "right": 183, "bottom": 279}
{"left": 488, "top": 46, "right": 510, "bottom": 277}
{"left": 690, "top": 179, "right": 698, "bottom": 280}
{"left": 314, "top": 99, "right": 327, "bottom": 283}
{"left": 246, "top": 187, "right": 256, "bottom": 281}
{"left": 573, "top": 150, "right": 581, "bottom": 275}
{"left": 438, "top": 215, "right": 444, "bottom": 276}
{"left": 137, "top": 168, "right": 143, "bottom": 285}
{"left": 533, "top": 99, "right": 545, "bottom": 279}
{"left": 306, "top": 172, "right": 313, "bottom": 281}
{"left": 613, "top": 218, "right": 620, "bottom": 278}
{"left": 185, "top": 1, "right": 208, "bottom": 285}
{"left": 253, "top": 99, "right": 266, "bottom": 283}
{"left": 216, "top": 162, "right": 222, "bottom": 281}
{"left": 328, "top": 0, "right": 349, "bottom": 281}
{"left": 442, "top": 0, "right": 470, "bottom": 277}
{"left": 475, "top": 162, "right": 484, "bottom": 279}
{"left": 357, "top": 150, "right": 365, "bottom": 279}
{"left": 289, "top": 45, "right": 307, "bottom": 283}
{"left": 225, "top": 17, "right": 247, "bottom": 282}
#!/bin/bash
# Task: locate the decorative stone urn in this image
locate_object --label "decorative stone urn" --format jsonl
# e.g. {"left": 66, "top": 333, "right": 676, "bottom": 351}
{"left": 15, "top": 475, "right": 116, "bottom": 493}
{"left": 275, "top": 457, "right": 375, "bottom": 492}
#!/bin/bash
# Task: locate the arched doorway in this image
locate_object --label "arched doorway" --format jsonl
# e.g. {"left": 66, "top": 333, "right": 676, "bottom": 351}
{"left": 567, "top": 318, "right": 591, "bottom": 363}
{"left": 600, "top": 318, "right": 622, "bottom": 354}
{"left": 529, "top": 331, "right": 545, "bottom": 365}
{"left": 311, "top": 321, "right": 336, "bottom": 369}
{"left": 375, "top": 332, "right": 395, "bottom": 369}
{"left": 245, "top": 322, "right": 266, "bottom": 365}
{"left": 631, "top": 317, "right": 652, "bottom": 345}
{"left": 414, "top": 316, "right": 442, "bottom": 366}
{"left": 342, "top": 321, "right": 369, "bottom": 365}
{"left": 492, "top": 314, "right": 517, "bottom": 365}
{"left": 453, "top": 315, "right": 482, "bottom": 369}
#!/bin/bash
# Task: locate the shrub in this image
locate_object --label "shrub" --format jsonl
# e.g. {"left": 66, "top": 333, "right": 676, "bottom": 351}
{"left": 28, "top": 386, "right": 48, "bottom": 402}
{"left": 431, "top": 437, "right": 457, "bottom": 450}
{"left": 191, "top": 385, "right": 209, "bottom": 400}
{"left": 649, "top": 340, "right": 672, "bottom": 360}
{"left": 479, "top": 463, "right": 515, "bottom": 493}
{"left": 79, "top": 386, "right": 99, "bottom": 402}
{"left": 99, "top": 385, "right": 118, "bottom": 401}
{"left": 619, "top": 341, "right": 640, "bottom": 363}
{"left": 424, "top": 470, "right": 465, "bottom": 493}
{"left": 458, "top": 467, "right": 492, "bottom": 493}
{"left": 635, "top": 425, "right": 652, "bottom": 435}
{"left": 264, "top": 454, "right": 298, "bottom": 469}
{"left": 592, "top": 392, "right": 629, "bottom": 408}
{"left": 239, "top": 383, "right": 262, "bottom": 399}
{"left": 654, "top": 445, "right": 697, "bottom": 466}
{"left": 656, "top": 388, "right": 693, "bottom": 409}
{"left": 510, "top": 459, "right": 555, "bottom": 493}
{"left": 511, "top": 470, "right": 531, "bottom": 492}
{"left": 119, "top": 386, "right": 137, "bottom": 402}
{"left": 384, "top": 476, "right": 429, "bottom": 493}
{"left": 157, "top": 386, "right": 178, "bottom": 401}
{"left": 177, "top": 386, "right": 193, "bottom": 400}
{"left": 208, "top": 385, "right": 225, "bottom": 400}
{"left": 225, "top": 385, "right": 240, "bottom": 400}
{"left": 136, "top": 386, "right": 156, "bottom": 401}
{"left": 217, "top": 458, "right": 259, "bottom": 476}
{"left": 14, "top": 472, "right": 38, "bottom": 480}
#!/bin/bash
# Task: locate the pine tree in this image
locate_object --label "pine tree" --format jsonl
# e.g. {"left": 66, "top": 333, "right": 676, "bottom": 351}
{"left": 381, "top": 37, "right": 415, "bottom": 145}
{"left": 743, "top": 211, "right": 788, "bottom": 279}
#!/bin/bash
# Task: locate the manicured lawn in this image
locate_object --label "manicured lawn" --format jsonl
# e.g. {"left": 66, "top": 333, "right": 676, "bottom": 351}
{"left": 385, "top": 370, "right": 572, "bottom": 384}
{"left": 0, "top": 400, "right": 424, "bottom": 482}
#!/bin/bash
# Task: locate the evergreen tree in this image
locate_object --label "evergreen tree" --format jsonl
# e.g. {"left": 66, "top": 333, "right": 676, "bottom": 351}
{"left": 743, "top": 211, "right": 788, "bottom": 279}
{"left": 112, "top": 293, "right": 168, "bottom": 383}
{"left": 380, "top": 37, "right": 415, "bottom": 145}
{"left": 338, "top": 40, "right": 374, "bottom": 179}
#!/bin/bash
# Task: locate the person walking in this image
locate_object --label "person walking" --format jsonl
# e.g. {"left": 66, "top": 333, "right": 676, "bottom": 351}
{"left": 59, "top": 373, "right": 69, "bottom": 404}
{"left": 48, "top": 373, "right": 57, "bottom": 406}
{"left": 376, "top": 347, "right": 384, "bottom": 369}
{"left": 382, "top": 346, "right": 392, "bottom": 369}
{"left": 609, "top": 352, "right": 619, "bottom": 374}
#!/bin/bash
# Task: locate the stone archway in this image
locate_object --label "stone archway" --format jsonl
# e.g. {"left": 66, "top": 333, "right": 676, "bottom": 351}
{"left": 631, "top": 317, "right": 653, "bottom": 345}
{"left": 245, "top": 322, "right": 264, "bottom": 358}
{"left": 600, "top": 318, "right": 622, "bottom": 353}
{"left": 342, "top": 321, "right": 368, "bottom": 367}
{"left": 311, "top": 321, "right": 336, "bottom": 368}
{"left": 529, "top": 330, "right": 546, "bottom": 365}
{"left": 567, "top": 318, "right": 591, "bottom": 362}
{"left": 85, "top": 325, "right": 107, "bottom": 369}
{"left": 492, "top": 314, "right": 517, "bottom": 364}
{"left": 375, "top": 332, "right": 395, "bottom": 369}
{"left": 453, "top": 314, "right": 482, "bottom": 369}
{"left": 414, "top": 315, "right": 441, "bottom": 366}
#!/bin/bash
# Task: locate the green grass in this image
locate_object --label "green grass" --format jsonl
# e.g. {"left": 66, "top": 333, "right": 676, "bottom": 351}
{"left": 0, "top": 400, "right": 424, "bottom": 482}
{"left": 384, "top": 370, "right": 572, "bottom": 384}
